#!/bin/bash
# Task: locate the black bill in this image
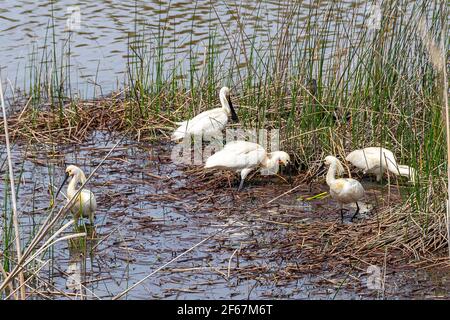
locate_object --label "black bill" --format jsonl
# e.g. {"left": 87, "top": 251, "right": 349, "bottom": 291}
{"left": 228, "top": 96, "right": 239, "bottom": 123}
{"left": 308, "top": 162, "right": 325, "bottom": 192}
{"left": 315, "top": 163, "right": 326, "bottom": 177}
{"left": 55, "top": 172, "right": 69, "bottom": 199}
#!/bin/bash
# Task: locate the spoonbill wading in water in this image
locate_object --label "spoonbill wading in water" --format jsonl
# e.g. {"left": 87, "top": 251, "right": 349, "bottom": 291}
{"left": 204, "top": 141, "right": 290, "bottom": 191}
{"left": 346, "top": 147, "right": 416, "bottom": 183}
{"left": 55, "top": 165, "right": 97, "bottom": 224}
{"left": 323, "top": 156, "right": 365, "bottom": 222}
{"left": 171, "top": 87, "right": 239, "bottom": 141}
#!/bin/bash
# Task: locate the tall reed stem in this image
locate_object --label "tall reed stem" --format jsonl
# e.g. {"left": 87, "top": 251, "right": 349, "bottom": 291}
{"left": 441, "top": 33, "right": 450, "bottom": 259}
{"left": 0, "top": 80, "right": 25, "bottom": 299}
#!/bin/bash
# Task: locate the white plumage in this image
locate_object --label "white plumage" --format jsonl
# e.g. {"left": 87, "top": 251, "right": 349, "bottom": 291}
{"left": 171, "top": 87, "right": 239, "bottom": 141}
{"left": 204, "top": 141, "right": 290, "bottom": 191}
{"left": 56, "top": 165, "right": 97, "bottom": 223}
{"left": 324, "top": 156, "right": 365, "bottom": 221}
{"left": 346, "top": 147, "right": 416, "bottom": 182}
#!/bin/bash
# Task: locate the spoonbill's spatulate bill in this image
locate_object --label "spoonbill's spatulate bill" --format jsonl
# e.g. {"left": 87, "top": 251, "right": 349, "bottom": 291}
{"left": 204, "top": 140, "right": 290, "bottom": 191}
{"left": 346, "top": 147, "right": 416, "bottom": 182}
{"left": 171, "top": 86, "right": 239, "bottom": 141}
{"left": 324, "top": 156, "right": 365, "bottom": 221}
{"left": 55, "top": 165, "right": 97, "bottom": 223}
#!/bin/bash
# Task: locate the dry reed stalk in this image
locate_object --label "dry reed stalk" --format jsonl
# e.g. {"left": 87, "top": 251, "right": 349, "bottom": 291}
{"left": 0, "top": 133, "right": 125, "bottom": 294}
{"left": 5, "top": 258, "right": 51, "bottom": 300}
{"left": 0, "top": 254, "right": 16, "bottom": 299}
{"left": 0, "top": 221, "right": 85, "bottom": 293}
{"left": 0, "top": 79, "right": 26, "bottom": 299}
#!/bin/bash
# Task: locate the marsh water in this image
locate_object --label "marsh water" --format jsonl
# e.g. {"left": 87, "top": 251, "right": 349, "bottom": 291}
{"left": 0, "top": 0, "right": 424, "bottom": 97}
{"left": 0, "top": 131, "right": 448, "bottom": 299}
{"left": 0, "top": 0, "right": 448, "bottom": 300}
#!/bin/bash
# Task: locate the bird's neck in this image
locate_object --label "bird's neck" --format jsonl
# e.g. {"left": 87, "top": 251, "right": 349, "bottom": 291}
{"left": 326, "top": 162, "right": 337, "bottom": 185}
{"left": 67, "top": 176, "right": 78, "bottom": 198}
{"left": 219, "top": 93, "right": 231, "bottom": 115}
{"left": 263, "top": 152, "right": 280, "bottom": 171}
{"left": 398, "top": 165, "right": 415, "bottom": 182}
{"left": 67, "top": 173, "right": 86, "bottom": 198}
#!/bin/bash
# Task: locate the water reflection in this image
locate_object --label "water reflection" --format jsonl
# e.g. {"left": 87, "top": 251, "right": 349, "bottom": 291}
{"left": 65, "top": 225, "right": 96, "bottom": 299}
{"left": 65, "top": 257, "right": 82, "bottom": 292}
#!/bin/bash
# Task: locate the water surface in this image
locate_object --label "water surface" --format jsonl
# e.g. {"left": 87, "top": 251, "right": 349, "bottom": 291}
{"left": 0, "top": 131, "right": 447, "bottom": 299}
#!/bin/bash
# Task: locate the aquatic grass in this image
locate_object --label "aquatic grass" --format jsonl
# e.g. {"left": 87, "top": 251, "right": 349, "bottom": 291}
{"left": 1, "top": 78, "right": 27, "bottom": 299}
{"left": 0, "top": 0, "right": 448, "bottom": 298}
{"left": 212, "top": 0, "right": 447, "bottom": 254}
{"left": 417, "top": 14, "right": 449, "bottom": 256}
{"left": 21, "top": 5, "right": 78, "bottom": 123}
{"left": 12, "top": 0, "right": 447, "bottom": 215}
{"left": 0, "top": 135, "right": 124, "bottom": 297}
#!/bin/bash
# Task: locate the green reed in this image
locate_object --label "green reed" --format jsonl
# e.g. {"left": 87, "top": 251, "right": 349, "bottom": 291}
{"left": 23, "top": 4, "right": 74, "bottom": 120}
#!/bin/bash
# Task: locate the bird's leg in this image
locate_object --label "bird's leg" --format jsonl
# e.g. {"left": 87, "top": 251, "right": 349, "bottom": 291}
{"left": 237, "top": 168, "right": 252, "bottom": 192}
{"left": 237, "top": 178, "right": 245, "bottom": 192}
{"left": 339, "top": 206, "right": 349, "bottom": 223}
{"left": 351, "top": 202, "right": 360, "bottom": 221}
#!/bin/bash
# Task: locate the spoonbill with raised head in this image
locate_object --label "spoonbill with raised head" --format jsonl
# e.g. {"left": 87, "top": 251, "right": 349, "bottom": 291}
{"left": 323, "top": 156, "right": 365, "bottom": 222}
{"left": 55, "top": 165, "right": 97, "bottom": 223}
{"left": 171, "top": 86, "right": 239, "bottom": 141}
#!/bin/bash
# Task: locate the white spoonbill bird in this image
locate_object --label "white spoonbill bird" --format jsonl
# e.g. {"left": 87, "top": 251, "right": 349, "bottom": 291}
{"left": 55, "top": 165, "right": 97, "bottom": 223}
{"left": 345, "top": 147, "right": 415, "bottom": 183}
{"left": 324, "top": 156, "right": 365, "bottom": 222}
{"left": 171, "top": 86, "right": 239, "bottom": 141}
{"left": 204, "top": 141, "right": 290, "bottom": 191}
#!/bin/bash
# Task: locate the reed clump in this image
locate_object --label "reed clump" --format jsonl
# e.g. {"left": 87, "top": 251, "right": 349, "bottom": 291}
{"left": 0, "top": 0, "right": 448, "bottom": 299}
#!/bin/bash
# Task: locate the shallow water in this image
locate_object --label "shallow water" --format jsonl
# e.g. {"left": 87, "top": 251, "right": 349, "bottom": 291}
{"left": 0, "top": 0, "right": 417, "bottom": 97}
{"left": 0, "top": 131, "right": 447, "bottom": 299}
